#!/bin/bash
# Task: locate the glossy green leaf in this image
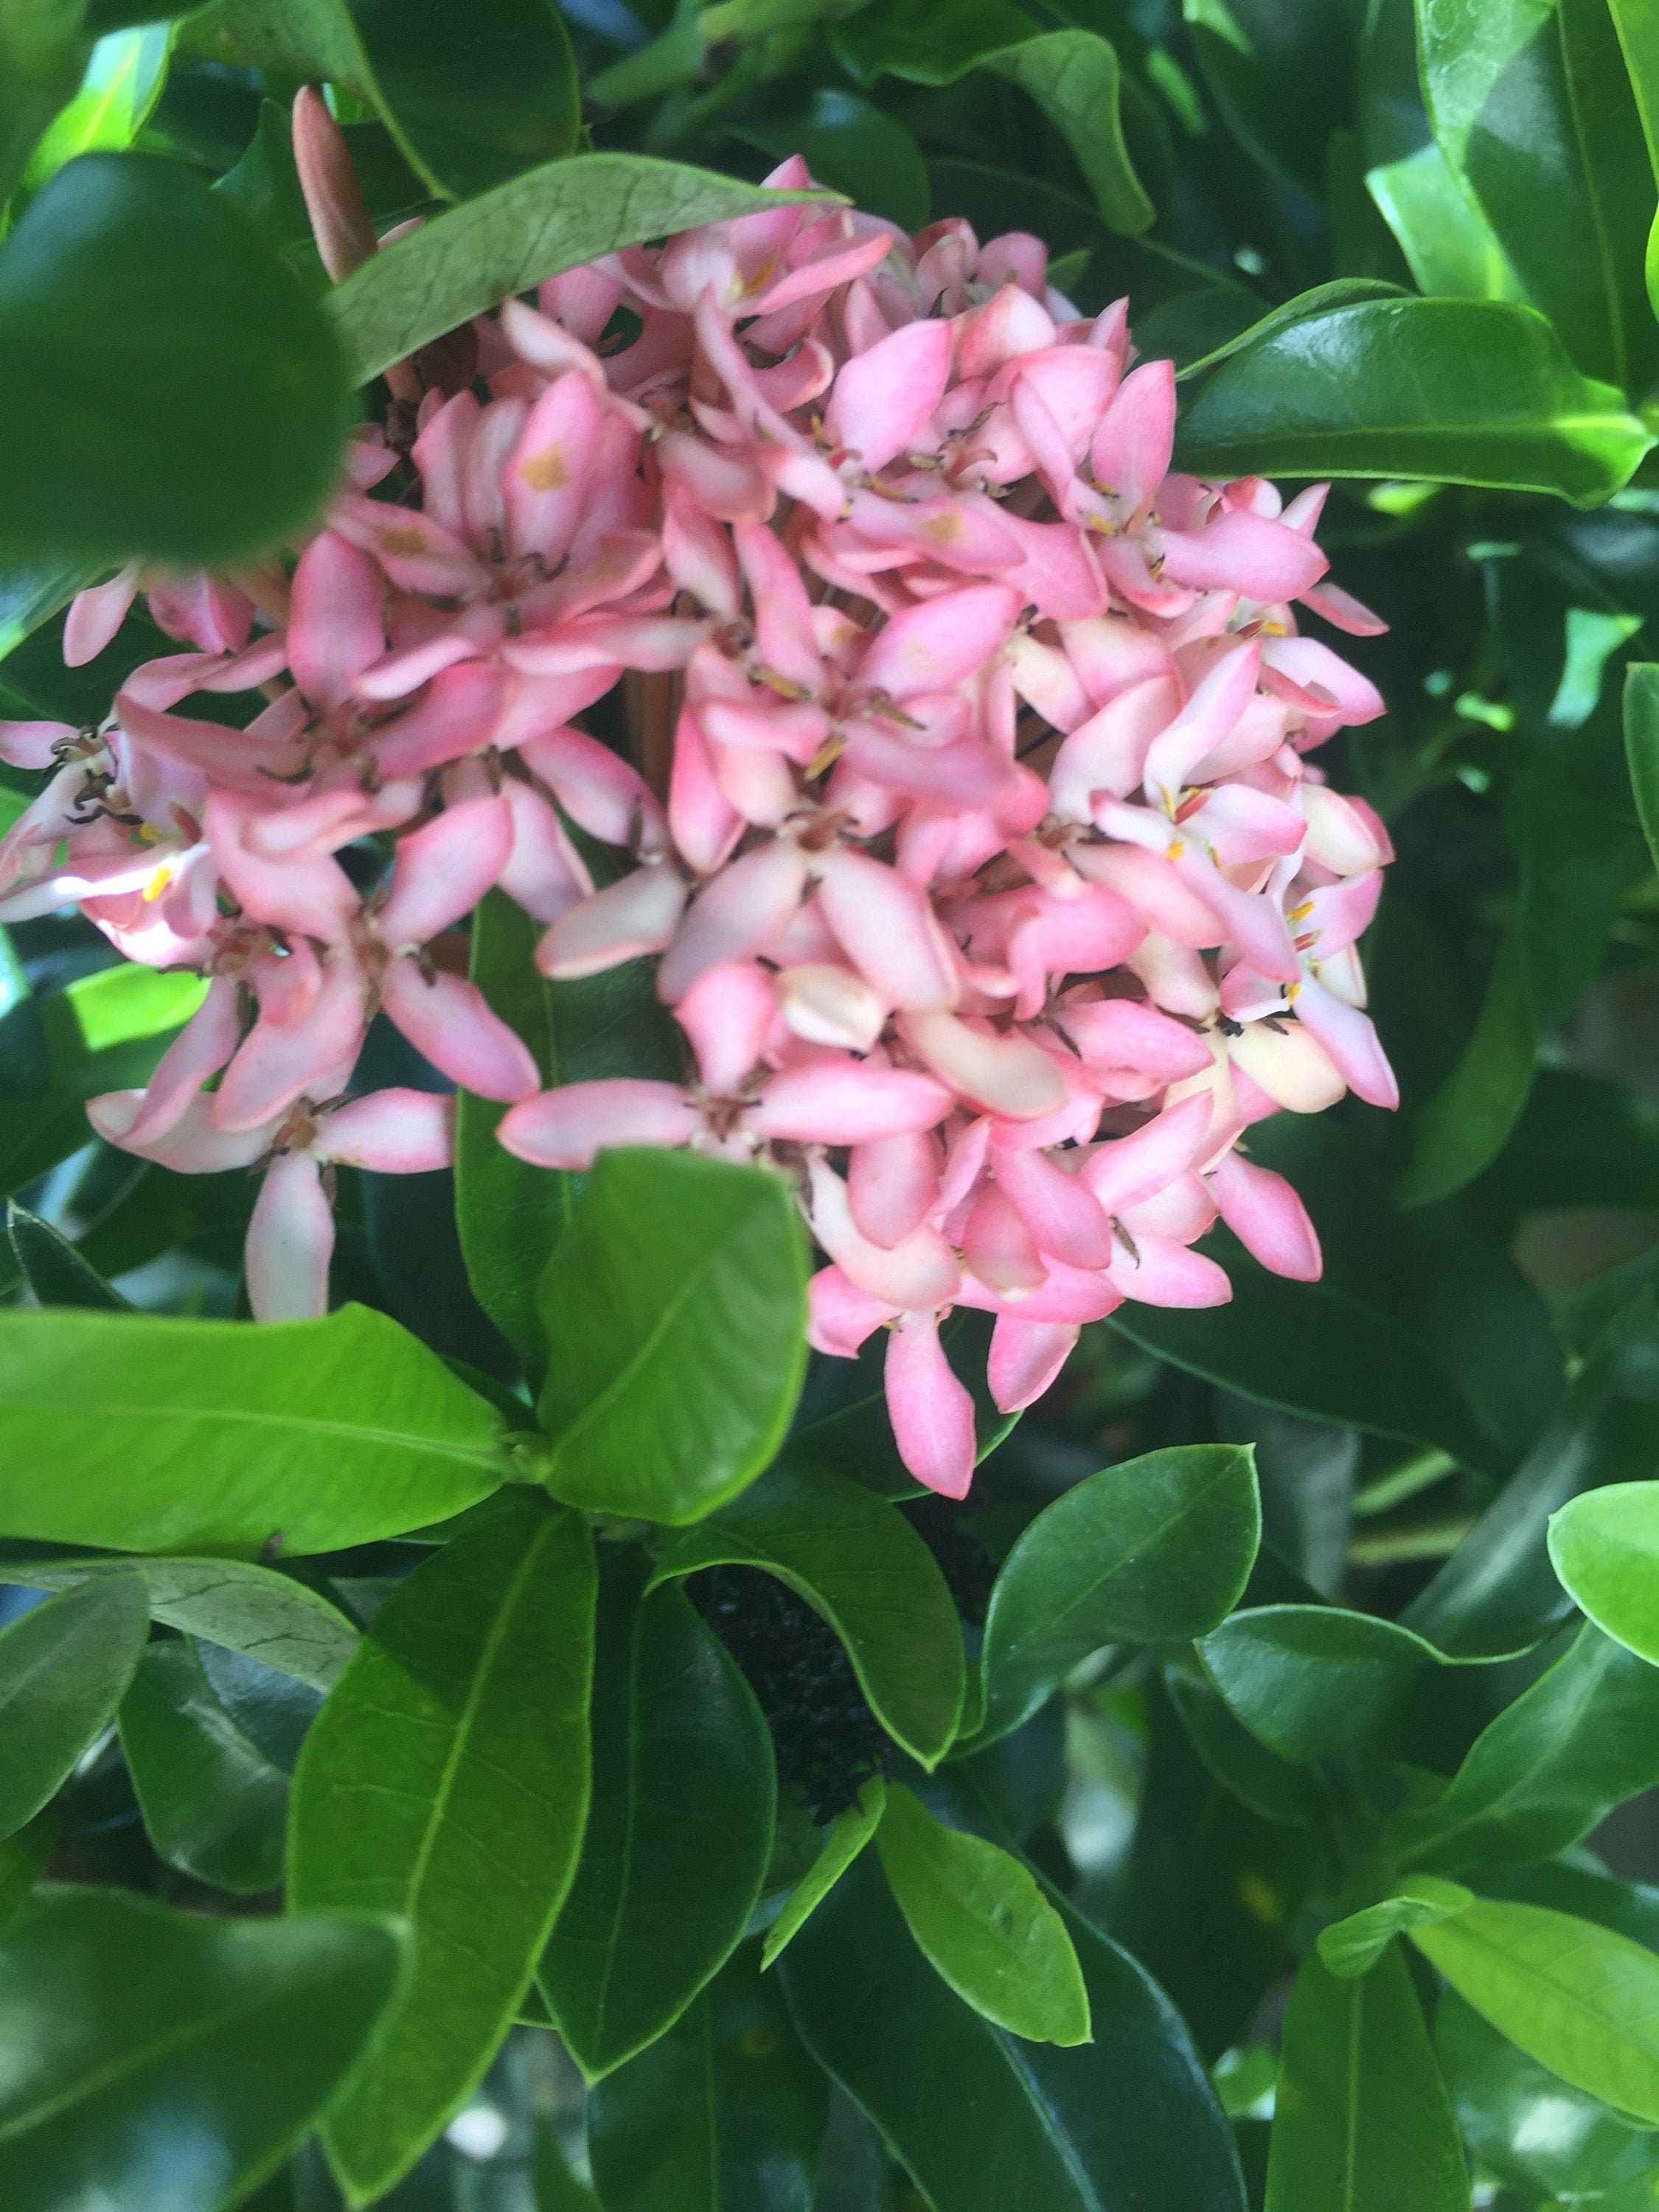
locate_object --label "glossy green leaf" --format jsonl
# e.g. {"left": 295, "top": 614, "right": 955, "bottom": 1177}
{"left": 0, "top": 1573, "right": 147, "bottom": 1840}
{"left": 117, "top": 1639, "right": 288, "bottom": 1894}
{"left": 1419, "top": 0, "right": 1658, "bottom": 392}
{"left": 1316, "top": 1877, "right": 1475, "bottom": 1978}
{"left": 650, "top": 1458, "right": 963, "bottom": 1765}
{"left": 762, "top": 1776, "right": 886, "bottom": 1969}
{"left": 1200, "top": 1604, "right": 1453, "bottom": 1763}
{"left": 22, "top": 23, "right": 173, "bottom": 190}
{"left": 540, "top": 1554, "right": 775, "bottom": 2081}
{"left": 874, "top": 1785, "right": 1089, "bottom": 2045}
{"left": 0, "top": 1889, "right": 402, "bottom": 2208}
{"left": 192, "top": 1639, "right": 323, "bottom": 1773}
{"left": 537, "top": 1149, "right": 808, "bottom": 1525}
{"left": 1413, "top": 1897, "right": 1659, "bottom": 2124}
{"left": 0, "top": 153, "right": 352, "bottom": 565}
{"left": 1389, "top": 1622, "right": 1659, "bottom": 1874}
{"left": 969, "top": 1444, "right": 1259, "bottom": 1751}
{"left": 1264, "top": 1945, "right": 1469, "bottom": 2212}
{"left": 1164, "top": 1666, "right": 1325, "bottom": 1829}
{"left": 330, "top": 156, "right": 827, "bottom": 385}
{"left": 1366, "top": 140, "right": 1525, "bottom": 299}
{"left": 1627, "top": 663, "right": 1659, "bottom": 880}
{"left": 1175, "top": 297, "right": 1652, "bottom": 505}
{"left": 6, "top": 1200, "right": 128, "bottom": 1310}
{"left": 289, "top": 1492, "right": 595, "bottom": 2203}
{"left": 588, "top": 1950, "right": 830, "bottom": 2212}
{"left": 1551, "top": 1481, "right": 1659, "bottom": 1666}
{"left": 0, "top": 1303, "right": 504, "bottom": 1557}
{"left": 1171, "top": 279, "right": 1407, "bottom": 383}
{"left": 1, "top": 1553, "right": 358, "bottom": 1688}
{"left": 780, "top": 1849, "right": 1245, "bottom": 2211}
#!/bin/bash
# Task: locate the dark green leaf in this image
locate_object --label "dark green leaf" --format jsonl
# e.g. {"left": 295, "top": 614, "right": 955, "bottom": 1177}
{"left": 330, "top": 156, "right": 828, "bottom": 385}
{"left": 1200, "top": 1604, "right": 1455, "bottom": 1764}
{"left": 1627, "top": 662, "right": 1659, "bottom": 880}
{"left": 762, "top": 1777, "right": 886, "bottom": 1969}
{"left": 1316, "top": 1877, "right": 1474, "bottom": 1978}
{"left": 1550, "top": 1480, "right": 1659, "bottom": 1665}
{"left": 1172, "top": 278, "right": 1408, "bottom": 382}
{"left": 1175, "top": 298, "right": 1652, "bottom": 505}
{"left": 1263, "top": 1946, "right": 1469, "bottom": 2212}
{"left": 537, "top": 1149, "right": 807, "bottom": 1525}
{"left": 0, "top": 1303, "right": 504, "bottom": 1557}
{"left": 0, "top": 1574, "right": 147, "bottom": 1840}
{"left": 873, "top": 1784, "right": 1089, "bottom": 2045}
{"left": 0, "top": 1811, "right": 55, "bottom": 1935}
{"left": 1389, "top": 1622, "right": 1659, "bottom": 1873}
{"left": 970, "top": 1444, "right": 1259, "bottom": 1752}
{"left": 1164, "top": 1666, "right": 1325, "bottom": 1829}
{"left": 779, "top": 1850, "right": 1245, "bottom": 2212}
{"left": 0, "top": 1888, "right": 403, "bottom": 2209}
{"left": 2, "top": 1554, "right": 358, "bottom": 1688}
{"left": 0, "top": 153, "right": 351, "bottom": 565}
{"left": 193, "top": 1638, "right": 324, "bottom": 1772}
{"left": 289, "top": 1492, "right": 596, "bottom": 2202}
{"left": 588, "top": 1948, "right": 830, "bottom": 2212}
{"left": 540, "top": 1553, "right": 775, "bottom": 2081}
{"left": 118, "top": 1640, "right": 288, "bottom": 1893}
{"left": 1413, "top": 1896, "right": 1659, "bottom": 2123}
{"left": 0, "top": 4, "right": 90, "bottom": 206}
{"left": 737, "top": 90, "right": 930, "bottom": 232}
{"left": 650, "top": 1458, "right": 964, "bottom": 1766}
{"left": 7, "top": 1200, "right": 129, "bottom": 1309}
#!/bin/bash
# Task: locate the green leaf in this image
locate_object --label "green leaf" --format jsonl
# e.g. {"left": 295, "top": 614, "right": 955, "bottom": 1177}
{"left": 0, "top": 153, "right": 352, "bottom": 566}
{"left": 456, "top": 893, "right": 681, "bottom": 1380}
{"left": 186, "top": 0, "right": 578, "bottom": 201}
{"left": 779, "top": 1848, "right": 1245, "bottom": 2211}
{"left": 0, "top": 0, "right": 91, "bottom": 206}
{"left": 0, "top": 1303, "right": 504, "bottom": 1557}
{"left": 1164, "top": 1666, "right": 1325, "bottom": 1829}
{"left": 1419, "top": 0, "right": 1658, "bottom": 392}
{"left": 1263, "top": 1945, "right": 1470, "bottom": 2212}
{"left": 1627, "top": 663, "right": 1659, "bottom": 880}
{"left": 0, "top": 1888, "right": 403, "bottom": 2209}
{"left": 117, "top": 1639, "right": 289, "bottom": 1894}
{"left": 762, "top": 1775, "right": 886, "bottom": 1969}
{"left": 1388, "top": 1622, "right": 1659, "bottom": 1874}
{"left": 537, "top": 1150, "right": 807, "bottom": 1525}
{"left": 1, "top": 1553, "right": 358, "bottom": 1688}
{"left": 737, "top": 88, "right": 930, "bottom": 233}
{"left": 540, "top": 1552, "right": 776, "bottom": 2082}
{"left": 1171, "top": 278, "right": 1408, "bottom": 382}
{"left": 21, "top": 22, "right": 173, "bottom": 191}
{"left": 969, "top": 1444, "right": 1259, "bottom": 1752}
{"left": 7, "top": 1199, "right": 129, "bottom": 1309}
{"left": 289, "top": 1492, "right": 594, "bottom": 2202}
{"left": 0, "top": 1573, "right": 147, "bottom": 1840}
{"left": 1366, "top": 141, "right": 1525, "bottom": 300}
{"left": 587, "top": 1949, "right": 830, "bottom": 2212}
{"left": 330, "top": 155, "right": 828, "bottom": 386}
{"left": 1200, "top": 1604, "right": 1457, "bottom": 1763}
{"left": 873, "top": 1785, "right": 1089, "bottom": 2045}
{"left": 1413, "top": 1896, "right": 1659, "bottom": 2124}
{"left": 649, "top": 1458, "right": 963, "bottom": 1766}
{"left": 1317, "top": 1877, "right": 1475, "bottom": 1978}
{"left": 1551, "top": 1481, "right": 1659, "bottom": 1666}
{"left": 1175, "top": 297, "right": 1652, "bottom": 505}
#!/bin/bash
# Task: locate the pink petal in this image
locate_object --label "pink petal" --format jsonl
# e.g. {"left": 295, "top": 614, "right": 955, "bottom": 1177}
{"left": 1080, "top": 1093, "right": 1211, "bottom": 1216}
{"left": 1298, "top": 579, "right": 1389, "bottom": 636}
{"left": 857, "top": 585, "right": 1021, "bottom": 703}
{"left": 1169, "top": 848, "right": 1300, "bottom": 981}
{"left": 0, "top": 721, "right": 73, "bottom": 769}
{"left": 539, "top": 865, "right": 688, "bottom": 981}
{"left": 1155, "top": 511, "right": 1327, "bottom": 602}
{"left": 827, "top": 318, "right": 954, "bottom": 475}
{"left": 1227, "top": 1018, "right": 1346, "bottom": 1112}
{"left": 1050, "top": 672, "right": 1182, "bottom": 818}
{"left": 807, "top": 1155, "right": 960, "bottom": 1309}
{"left": 1089, "top": 360, "right": 1175, "bottom": 515}
{"left": 1054, "top": 995, "right": 1213, "bottom": 1085}
{"left": 885, "top": 1311, "right": 977, "bottom": 1500}
{"left": 815, "top": 849, "right": 959, "bottom": 1013}
{"left": 87, "top": 1088, "right": 273, "bottom": 1173}
{"left": 504, "top": 372, "right": 603, "bottom": 566}
{"left": 750, "top": 1062, "right": 953, "bottom": 1145}
{"left": 1188, "top": 784, "right": 1306, "bottom": 866}
{"left": 496, "top": 1079, "right": 698, "bottom": 1169}
{"left": 212, "top": 956, "right": 367, "bottom": 1134}
{"left": 1301, "top": 785, "right": 1390, "bottom": 875}
{"left": 734, "top": 519, "right": 824, "bottom": 695}
{"left": 807, "top": 1264, "right": 897, "bottom": 1357}
{"left": 901, "top": 1012, "right": 1068, "bottom": 1121}
{"left": 206, "top": 793, "right": 358, "bottom": 942}
{"left": 1290, "top": 976, "right": 1399, "bottom": 1109}
{"left": 1106, "top": 1231, "right": 1232, "bottom": 1307}
{"left": 246, "top": 1152, "right": 335, "bottom": 1323}
{"left": 120, "top": 976, "right": 243, "bottom": 1147}
{"left": 667, "top": 706, "right": 742, "bottom": 875}
{"left": 954, "top": 1257, "right": 1122, "bottom": 1325}
{"left": 776, "top": 963, "right": 888, "bottom": 1051}
{"left": 291, "top": 85, "right": 378, "bottom": 282}
{"left": 378, "top": 797, "right": 515, "bottom": 950}
{"left": 1263, "top": 636, "right": 1385, "bottom": 728}
{"left": 678, "top": 959, "right": 776, "bottom": 1094}
{"left": 992, "top": 1141, "right": 1115, "bottom": 1268}
{"left": 64, "top": 566, "right": 140, "bottom": 667}
{"left": 316, "top": 1088, "right": 455, "bottom": 1173}
{"left": 848, "top": 1128, "right": 941, "bottom": 1249}
{"left": 658, "top": 840, "right": 810, "bottom": 1004}
{"left": 987, "top": 1315, "right": 1077, "bottom": 1413}
{"left": 961, "top": 1183, "right": 1048, "bottom": 1293}
{"left": 521, "top": 726, "right": 667, "bottom": 853}
{"left": 288, "top": 531, "right": 385, "bottom": 713}
{"left": 1142, "top": 641, "right": 1262, "bottom": 807}
{"left": 1209, "top": 1150, "right": 1321, "bottom": 1280}
{"left": 495, "top": 776, "right": 594, "bottom": 925}
{"left": 369, "top": 662, "right": 509, "bottom": 780}
{"left": 380, "top": 963, "right": 540, "bottom": 1102}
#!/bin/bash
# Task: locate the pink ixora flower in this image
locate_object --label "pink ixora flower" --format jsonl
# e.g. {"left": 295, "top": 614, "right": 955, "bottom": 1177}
{"left": 14, "top": 111, "right": 1395, "bottom": 1490}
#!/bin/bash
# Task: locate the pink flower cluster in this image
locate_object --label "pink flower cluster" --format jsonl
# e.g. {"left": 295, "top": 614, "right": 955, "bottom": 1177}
{"left": 0, "top": 118, "right": 1397, "bottom": 1497}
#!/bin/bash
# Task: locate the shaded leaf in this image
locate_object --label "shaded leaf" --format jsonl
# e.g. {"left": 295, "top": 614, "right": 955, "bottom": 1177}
{"left": 0, "top": 1574, "right": 147, "bottom": 1840}
{"left": 762, "top": 1777, "right": 886, "bottom": 1969}
{"left": 117, "top": 1639, "right": 288, "bottom": 1894}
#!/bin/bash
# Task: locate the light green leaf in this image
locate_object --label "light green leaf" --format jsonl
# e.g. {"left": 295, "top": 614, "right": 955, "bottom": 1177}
{"left": 289, "top": 1492, "right": 596, "bottom": 2204}
{"left": 330, "top": 155, "right": 829, "bottom": 385}
{"left": 1318, "top": 1878, "right": 1475, "bottom": 1978}
{"left": 1366, "top": 141, "right": 1525, "bottom": 299}
{"left": 0, "top": 1889, "right": 404, "bottom": 2211}
{"left": 118, "top": 1640, "right": 289, "bottom": 1894}
{"left": 970, "top": 1444, "right": 1259, "bottom": 1750}
{"left": 650, "top": 1458, "right": 963, "bottom": 1765}
{"left": 1175, "top": 296, "right": 1652, "bottom": 505}
{"left": 874, "top": 1785, "right": 1091, "bottom": 2046}
{"left": 1264, "top": 1945, "right": 1470, "bottom": 2211}
{"left": 0, "top": 1303, "right": 504, "bottom": 1557}
{"left": 538, "top": 1149, "right": 807, "bottom": 1525}
{"left": 22, "top": 23, "right": 173, "bottom": 190}
{"left": 0, "top": 1573, "right": 147, "bottom": 1840}
{"left": 1413, "top": 1897, "right": 1659, "bottom": 2124}
{"left": 1550, "top": 1480, "right": 1659, "bottom": 1667}
{"left": 762, "top": 1775, "right": 886, "bottom": 1969}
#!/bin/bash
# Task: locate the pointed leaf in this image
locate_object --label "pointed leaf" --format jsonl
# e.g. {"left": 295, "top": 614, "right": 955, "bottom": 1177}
{"left": 1200, "top": 1604, "right": 1455, "bottom": 1763}
{"left": 118, "top": 1640, "right": 289, "bottom": 1894}
{"left": 0, "top": 1573, "right": 148, "bottom": 1840}
{"left": 1550, "top": 1479, "right": 1659, "bottom": 1666}
{"left": 762, "top": 1777, "right": 886, "bottom": 1969}
{"left": 7, "top": 1200, "right": 130, "bottom": 1310}
{"left": 1317, "top": 1878, "right": 1474, "bottom": 1979}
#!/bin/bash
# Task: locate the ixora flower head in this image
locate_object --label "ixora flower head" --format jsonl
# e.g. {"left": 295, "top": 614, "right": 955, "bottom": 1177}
{"left": 3, "top": 105, "right": 1396, "bottom": 1500}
